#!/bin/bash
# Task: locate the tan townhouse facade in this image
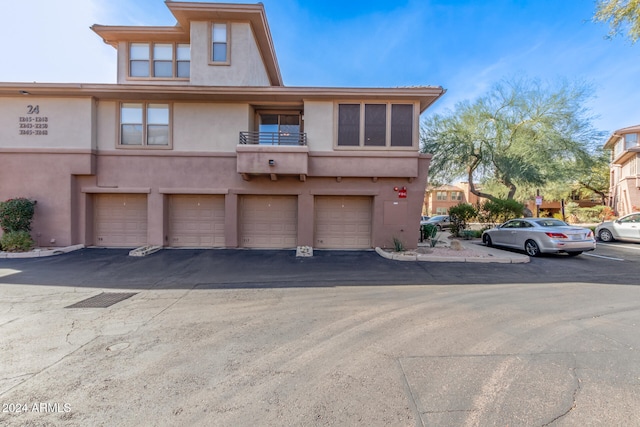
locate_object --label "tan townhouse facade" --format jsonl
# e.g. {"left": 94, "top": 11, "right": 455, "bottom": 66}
{"left": 0, "top": 1, "right": 444, "bottom": 251}
{"left": 604, "top": 124, "right": 640, "bottom": 216}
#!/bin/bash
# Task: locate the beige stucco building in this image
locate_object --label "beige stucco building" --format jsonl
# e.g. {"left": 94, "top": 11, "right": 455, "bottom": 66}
{"left": 604, "top": 124, "right": 640, "bottom": 216}
{"left": 0, "top": 1, "right": 445, "bottom": 251}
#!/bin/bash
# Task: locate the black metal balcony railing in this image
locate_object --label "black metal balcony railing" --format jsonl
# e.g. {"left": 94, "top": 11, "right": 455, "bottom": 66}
{"left": 239, "top": 131, "right": 307, "bottom": 146}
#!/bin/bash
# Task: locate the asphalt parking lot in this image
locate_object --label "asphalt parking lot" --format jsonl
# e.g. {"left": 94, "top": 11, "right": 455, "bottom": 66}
{"left": 1, "top": 247, "right": 640, "bottom": 426}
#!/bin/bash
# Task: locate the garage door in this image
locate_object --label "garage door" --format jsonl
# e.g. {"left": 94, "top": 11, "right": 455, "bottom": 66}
{"left": 94, "top": 194, "right": 147, "bottom": 247}
{"left": 240, "top": 195, "right": 297, "bottom": 248}
{"left": 315, "top": 196, "right": 372, "bottom": 249}
{"left": 169, "top": 195, "right": 225, "bottom": 247}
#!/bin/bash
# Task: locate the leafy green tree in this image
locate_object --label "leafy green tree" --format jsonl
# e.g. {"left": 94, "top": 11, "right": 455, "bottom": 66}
{"left": 421, "top": 77, "right": 603, "bottom": 202}
{"left": 594, "top": 0, "right": 640, "bottom": 44}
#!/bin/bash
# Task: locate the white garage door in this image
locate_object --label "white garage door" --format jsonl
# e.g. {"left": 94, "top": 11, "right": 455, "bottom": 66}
{"left": 169, "top": 195, "right": 225, "bottom": 247}
{"left": 315, "top": 196, "right": 372, "bottom": 249}
{"left": 240, "top": 195, "right": 297, "bottom": 248}
{"left": 94, "top": 194, "right": 147, "bottom": 247}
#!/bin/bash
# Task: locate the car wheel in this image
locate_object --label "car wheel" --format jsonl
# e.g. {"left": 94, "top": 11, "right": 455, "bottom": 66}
{"left": 482, "top": 234, "right": 493, "bottom": 247}
{"left": 524, "top": 239, "right": 541, "bottom": 257}
{"left": 598, "top": 228, "right": 614, "bottom": 242}
{"left": 437, "top": 225, "right": 442, "bottom": 231}
{"left": 566, "top": 252, "right": 582, "bottom": 257}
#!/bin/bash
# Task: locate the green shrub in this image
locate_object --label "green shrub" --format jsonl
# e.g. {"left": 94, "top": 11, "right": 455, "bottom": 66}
{"left": 0, "top": 230, "right": 35, "bottom": 252}
{"left": 393, "top": 237, "right": 405, "bottom": 252}
{"left": 420, "top": 224, "right": 440, "bottom": 247}
{"left": 476, "top": 199, "right": 524, "bottom": 224}
{"left": 449, "top": 203, "right": 478, "bottom": 237}
{"left": 0, "top": 198, "right": 36, "bottom": 232}
{"left": 462, "top": 229, "right": 482, "bottom": 239}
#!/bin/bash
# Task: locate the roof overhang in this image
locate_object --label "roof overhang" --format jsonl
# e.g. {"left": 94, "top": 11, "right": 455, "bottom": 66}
{"left": 0, "top": 83, "right": 445, "bottom": 112}
{"left": 91, "top": 2, "right": 283, "bottom": 87}
{"left": 604, "top": 124, "right": 640, "bottom": 149}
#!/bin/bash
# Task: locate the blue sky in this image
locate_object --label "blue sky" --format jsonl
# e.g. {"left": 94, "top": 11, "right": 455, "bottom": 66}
{"left": 1, "top": 0, "right": 638, "bottom": 135}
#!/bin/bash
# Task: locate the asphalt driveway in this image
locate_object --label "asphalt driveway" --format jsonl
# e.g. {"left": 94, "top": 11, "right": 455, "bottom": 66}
{"left": 2, "top": 248, "right": 640, "bottom": 426}
{"left": 1, "top": 246, "right": 639, "bottom": 289}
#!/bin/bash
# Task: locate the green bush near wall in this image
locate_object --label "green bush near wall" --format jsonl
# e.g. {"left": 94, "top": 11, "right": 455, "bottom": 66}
{"left": 0, "top": 231, "right": 35, "bottom": 252}
{"left": 0, "top": 198, "right": 36, "bottom": 252}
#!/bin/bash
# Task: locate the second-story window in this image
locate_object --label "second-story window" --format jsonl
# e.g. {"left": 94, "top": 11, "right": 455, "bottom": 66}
{"left": 436, "top": 191, "right": 447, "bottom": 201}
{"left": 129, "top": 43, "right": 190, "bottom": 79}
{"left": 451, "top": 191, "right": 462, "bottom": 201}
{"left": 337, "top": 103, "right": 415, "bottom": 148}
{"left": 212, "top": 23, "right": 229, "bottom": 63}
{"left": 120, "top": 103, "right": 171, "bottom": 148}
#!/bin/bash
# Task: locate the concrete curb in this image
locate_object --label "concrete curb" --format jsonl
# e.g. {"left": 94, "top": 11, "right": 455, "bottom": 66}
{"left": 129, "top": 245, "right": 163, "bottom": 257}
{"left": 375, "top": 243, "right": 530, "bottom": 264}
{"left": 0, "top": 244, "right": 85, "bottom": 259}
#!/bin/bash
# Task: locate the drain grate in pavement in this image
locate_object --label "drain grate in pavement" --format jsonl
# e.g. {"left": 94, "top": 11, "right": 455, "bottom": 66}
{"left": 65, "top": 292, "right": 137, "bottom": 309}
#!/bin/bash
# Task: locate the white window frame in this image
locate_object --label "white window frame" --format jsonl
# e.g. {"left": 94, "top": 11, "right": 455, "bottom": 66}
{"left": 210, "top": 22, "right": 230, "bottom": 65}
{"left": 128, "top": 42, "right": 190, "bottom": 79}
{"left": 118, "top": 102, "right": 172, "bottom": 149}
{"left": 625, "top": 133, "right": 638, "bottom": 150}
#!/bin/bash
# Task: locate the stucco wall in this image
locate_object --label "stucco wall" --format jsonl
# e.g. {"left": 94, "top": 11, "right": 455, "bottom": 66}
{"left": 0, "top": 97, "right": 95, "bottom": 150}
{"left": 0, "top": 152, "right": 94, "bottom": 247}
{"left": 173, "top": 103, "right": 250, "bottom": 151}
{"left": 303, "top": 101, "right": 334, "bottom": 151}
{"left": 190, "top": 21, "right": 271, "bottom": 86}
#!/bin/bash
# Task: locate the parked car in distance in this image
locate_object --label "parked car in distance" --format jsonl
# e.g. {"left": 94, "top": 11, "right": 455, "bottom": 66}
{"left": 423, "top": 215, "right": 451, "bottom": 230}
{"left": 596, "top": 212, "right": 640, "bottom": 243}
{"left": 482, "top": 218, "right": 596, "bottom": 257}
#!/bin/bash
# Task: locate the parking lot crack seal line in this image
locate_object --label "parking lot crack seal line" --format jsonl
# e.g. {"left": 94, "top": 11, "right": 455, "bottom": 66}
{"left": 139, "top": 288, "right": 193, "bottom": 328}
{"left": 397, "top": 358, "right": 425, "bottom": 427}
{"left": 0, "top": 335, "right": 104, "bottom": 398}
{"left": 541, "top": 355, "right": 581, "bottom": 426}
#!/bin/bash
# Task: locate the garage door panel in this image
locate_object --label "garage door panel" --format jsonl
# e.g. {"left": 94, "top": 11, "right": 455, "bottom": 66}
{"left": 94, "top": 194, "right": 147, "bottom": 247}
{"left": 169, "top": 195, "right": 225, "bottom": 247}
{"left": 240, "top": 196, "right": 297, "bottom": 248}
{"left": 315, "top": 196, "right": 371, "bottom": 249}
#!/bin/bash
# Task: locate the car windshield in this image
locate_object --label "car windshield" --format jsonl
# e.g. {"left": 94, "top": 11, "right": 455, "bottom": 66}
{"left": 531, "top": 219, "right": 568, "bottom": 227}
{"left": 430, "top": 216, "right": 446, "bottom": 221}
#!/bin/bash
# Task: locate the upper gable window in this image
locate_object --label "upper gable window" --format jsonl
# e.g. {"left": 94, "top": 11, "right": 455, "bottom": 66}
{"left": 128, "top": 43, "right": 190, "bottom": 79}
{"left": 211, "top": 23, "right": 229, "bottom": 64}
{"left": 336, "top": 102, "right": 415, "bottom": 148}
{"left": 130, "top": 43, "right": 150, "bottom": 77}
{"left": 625, "top": 133, "right": 638, "bottom": 150}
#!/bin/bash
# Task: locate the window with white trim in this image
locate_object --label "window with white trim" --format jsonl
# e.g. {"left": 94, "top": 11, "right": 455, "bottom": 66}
{"left": 211, "top": 23, "right": 229, "bottom": 63}
{"left": 450, "top": 191, "right": 463, "bottom": 201}
{"left": 625, "top": 133, "right": 638, "bottom": 150}
{"left": 129, "top": 43, "right": 190, "bottom": 78}
{"left": 436, "top": 191, "right": 447, "bottom": 201}
{"left": 119, "top": 103, "right": 171, "bottom": 147}
{"left": 337, "top": 102, "right": 414, "bottom": 148}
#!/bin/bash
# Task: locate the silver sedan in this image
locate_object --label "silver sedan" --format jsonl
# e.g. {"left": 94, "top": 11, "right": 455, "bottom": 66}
{"left": 596, "top": 212, "right": 640, "bottom": 243}
{"left": 482, "top": 218, "right": 596, "bottom": 257}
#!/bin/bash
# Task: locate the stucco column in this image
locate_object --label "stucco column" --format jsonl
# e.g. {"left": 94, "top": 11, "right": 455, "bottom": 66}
{"left": 147, "top": 191, "right": 164, "bottom": 246}
{"left": 225, "top": 192, "right": 239, "bottom": 247}
{"left": 297, "top": 193, "right": 314, "bottom": 247}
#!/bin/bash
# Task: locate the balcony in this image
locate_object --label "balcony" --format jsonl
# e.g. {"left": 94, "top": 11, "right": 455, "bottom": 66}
{"left": 239, "top": 131, "right": 307, "bottom": 146}
{"left": 237, "top": 132, "right": 309, "bottom": 181}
